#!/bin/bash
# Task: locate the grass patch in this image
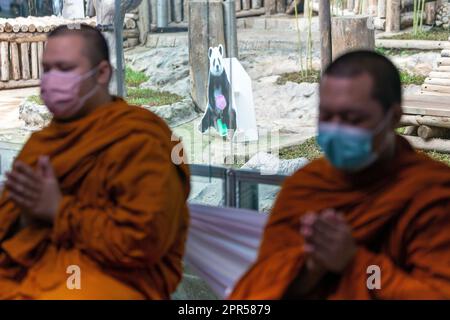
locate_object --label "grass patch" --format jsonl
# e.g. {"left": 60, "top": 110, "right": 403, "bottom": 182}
{"left": 125, "top": 67, "right": 149, "bottom": 88}
{"left": 423, "top": 150, "right": 450, "bottom": 166}
{"left": 279, "top": 135, "right": 450, "bottom": 167}
{"left": 127, "top": 87, "right": 182, "bottom": 107}
{"left": 375, "top": 47, "right": 433, "bottom": 56}
{"left": 382, "top": 27, "right": 450, "bottom": 41}
{"left": 276, "top": 70, "right": 321, "bottom": 85}
{"left": 276, "top": 69, "right": 425, "bottom": 86}
{"left": 26, "top": 95, "right": 43, "bottom": 105}
{"left": 25, "top": 88, "right": 182, "bottom": 108}
{"left": 279, "top": 137, "right": 323, "bottom": 161}
{"left": 400, "top": 71, "right": 426, "bottom": 85}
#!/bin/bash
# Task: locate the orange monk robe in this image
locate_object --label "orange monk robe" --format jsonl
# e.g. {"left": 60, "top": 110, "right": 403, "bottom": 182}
{"left": 230, "top": 136, "right": 450, "bottom": 299}
{"left": 0, "top": 98, "right": 190, "bottom": 300}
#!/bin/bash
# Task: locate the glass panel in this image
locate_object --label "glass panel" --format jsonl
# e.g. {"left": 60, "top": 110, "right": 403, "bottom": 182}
{"left": 238, "top": 181, "right": 282, "bottom": 212}
{"left": 188, "top": 175, "right": 225, "bottom": 207}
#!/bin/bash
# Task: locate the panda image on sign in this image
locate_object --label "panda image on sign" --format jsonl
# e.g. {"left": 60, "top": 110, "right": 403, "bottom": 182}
{"left": 199, "top": 44, "right": 237, "bottom": 138}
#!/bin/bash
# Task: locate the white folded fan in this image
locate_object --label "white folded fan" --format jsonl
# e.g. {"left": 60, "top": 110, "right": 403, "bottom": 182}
{"left": 185, "top": 204, "right": 269, "bottom": 299}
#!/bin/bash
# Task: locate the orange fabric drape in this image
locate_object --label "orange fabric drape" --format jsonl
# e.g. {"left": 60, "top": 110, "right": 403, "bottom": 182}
{"left": 0, "top": 98, "right": 190, "bottom": 299}
{"left": 230, "top": 136, "right": 450, "bottom": 300}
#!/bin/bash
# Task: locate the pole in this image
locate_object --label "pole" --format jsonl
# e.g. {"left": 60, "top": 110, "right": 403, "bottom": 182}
{"left": 157, "top": 0, "right": 169, "bottom": 28}
{"left": 114, "top": 0, "right": 125, "bottom": 97}
{"left": 319, "top": 0, "right": 332, "bottom": 71}
{"left": 223, "top": 0, "right": 239, "bottom": 58}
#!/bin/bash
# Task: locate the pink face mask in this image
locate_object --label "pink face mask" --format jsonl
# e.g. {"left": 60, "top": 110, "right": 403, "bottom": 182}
{"left": 40, "top": 67, "right": 99, "bottom": 119}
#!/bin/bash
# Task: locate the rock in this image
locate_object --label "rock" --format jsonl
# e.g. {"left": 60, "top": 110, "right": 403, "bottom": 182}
{"left": 125, "top": 46, "right": 191, "bottom": 97}
{"left": 241, "top": 151, "right": 309, "bottom": 176}
{"left": 18, "top": 100, "right": 52, "bottom": 130}
{"left": 146, "top": 98, "right": 199, "bottom": 127}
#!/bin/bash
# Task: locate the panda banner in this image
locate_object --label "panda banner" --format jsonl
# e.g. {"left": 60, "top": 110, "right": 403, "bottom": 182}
{"left": 199, "top": 45, "right": 258, "bottom": 142}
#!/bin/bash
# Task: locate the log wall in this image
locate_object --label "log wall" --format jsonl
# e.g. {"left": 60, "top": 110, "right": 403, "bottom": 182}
{"left": 0, "top": 15, "right": 140, "bottom": 90}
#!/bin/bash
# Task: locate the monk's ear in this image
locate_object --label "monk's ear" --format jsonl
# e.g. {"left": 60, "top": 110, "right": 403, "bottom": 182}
{"left": 96, "top": 60, "right": 112, "bottom": 86}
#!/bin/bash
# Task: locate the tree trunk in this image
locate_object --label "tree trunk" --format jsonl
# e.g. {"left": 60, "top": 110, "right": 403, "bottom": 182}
{"left": 331, "top": 15, "right": 375, "bottom": 60}
{"left": 319, "top": 0, "right": 332, "bottom": 71}
{"left": 386, "top": 0, "right": 401, "bottom": 32}
{"left": 189, "top": 0, "right": 226, "bottom": 112}
{"left": 425, "top": 1, "right": 437, "bottom": 25}
{"left": 137, "top": 0, "right": 151, "bottom": 44}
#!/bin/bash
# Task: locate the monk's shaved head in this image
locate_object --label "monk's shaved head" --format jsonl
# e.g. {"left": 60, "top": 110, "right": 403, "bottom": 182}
{"left": 48, "top": 24, "right": 110, "bottom": 67}
{"left": 322, "top": 50, "right": 402, "bottom": 113}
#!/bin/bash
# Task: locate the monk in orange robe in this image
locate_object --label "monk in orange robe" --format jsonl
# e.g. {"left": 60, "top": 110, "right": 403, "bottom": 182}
{"left": 230, "top": 51, "right": 450, "bottom": 299}
{"left": 0, "top": 25, "right": 190, "bottom": 299}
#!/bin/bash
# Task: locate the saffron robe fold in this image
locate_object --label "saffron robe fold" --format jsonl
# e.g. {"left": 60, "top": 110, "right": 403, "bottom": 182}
{"left": 230, "top": 136, "right": 450, "bottom": 299}
{"left": 0, "top": 98, "right": 190, "bottom": 299}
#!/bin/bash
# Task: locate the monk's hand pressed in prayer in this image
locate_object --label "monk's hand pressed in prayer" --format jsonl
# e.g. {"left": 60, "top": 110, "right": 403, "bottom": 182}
{"left": 301, "top": 208, "right": 356, "bottom": 274}
{"left": 5, "top": 156, "right": 61, "bottom": 223}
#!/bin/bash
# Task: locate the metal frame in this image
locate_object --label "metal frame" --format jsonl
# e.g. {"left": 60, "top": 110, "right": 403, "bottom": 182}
{"left": 114, "top": 0, "right": 125, "bottom": 97}
{"left": 189, "top": 164, "right": 287, "bottom": 209}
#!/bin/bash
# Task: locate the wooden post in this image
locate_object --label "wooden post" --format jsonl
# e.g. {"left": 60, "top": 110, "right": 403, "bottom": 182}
{"left": 38, "top": 41, "right": 44, "bottom": 77}
{"left": 31, "top": 42, "right": 39, "bottom": 79}
{"left": 189, "top": 0, "right": 226, "bottom": 112}
{"left": 236, "top": 0, "right": 242, "bottom": 11}
{"left": 331, "top": 15, "right": 375, "bottom": 60}
{"left": 266, "top": 0, "right": 277, "bottom": 14}
{"left": 252, "top": 0, "right": 262, "bottom": 9}
{"left": 368, "top": 0, "right": 377, "bottom": 15}
{"left": 425, "top": 1, "right": 437, "bottom": 25}
{"left": 20, "top": 42, "right": 30, "bottom": 80}
{"left": 276, "top": 0, "right": 286, "bottom": 13}
{"left": 319, "top": 0, "right": 332, "bottom": 71}
{"left": 138, "top": 0, "right": 151, "bottom": 44}
{"left": 174, "top": 0, "right": 183, "bottom": 22}
{"left": 10, "top": 42, "right": 21, "bottom": 80}
{"left": 378, "top": 0, "right": 386, "bottom": 18}
{"left": 151, "top": 0, "right": 158, "bottom": 26}
{"left": 386, "top": 0, "right": 401, "bottom": 32}
{"left": 347, "top": 0, "right": 355, "bottom": 10}
{"left": 0, "top": 42, "right": 9, "bottom": 81}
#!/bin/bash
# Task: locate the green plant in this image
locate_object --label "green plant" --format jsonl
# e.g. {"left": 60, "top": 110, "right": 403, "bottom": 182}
{"left": 400, "top": 71, "right": 426, "bottom": 85}
{"left": 293, "top": 0, "right": 314, "bottom": 79}
{"left": 26, "top": 95, "right": 43, "bottom": 105}
{"left": 382, "top": 27, "right": 450, "bottom": 41}
{"left": 125, "top": 67, "right": 149, "bottom": 87}
{"left": 279, "top": 137, "right": 323, "bottom": 161}
{"left": 413, "top": 0, "right": 426, "bottom": 36}
{"left": 276, "top": 69, "right": 321, "bottom": 85}
{"left": 126, "top": 87, "right": 182, "bottom": 107}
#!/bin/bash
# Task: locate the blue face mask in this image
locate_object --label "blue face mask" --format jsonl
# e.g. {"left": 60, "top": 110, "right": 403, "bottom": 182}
{"left": 317, "top": 113, "right": 392, "bottom": 172}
